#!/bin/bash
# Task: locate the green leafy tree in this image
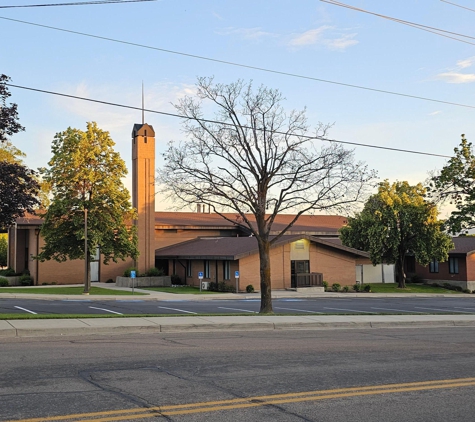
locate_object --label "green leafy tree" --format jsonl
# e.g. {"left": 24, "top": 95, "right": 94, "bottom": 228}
{"left": 37, "top": 122, "right": 138, "bottom": 292}
{"left": 0, "top": 74, "right": 25, "bottom": 143}
{"left": 428, "top": 134, "right": 475, "bottom": 234}
{"left": 0, "top": 234, "right": 7, "bottom": 267}
{"left": 340, "top": 181, "right": 453, "bottom": 288}
{"left": 0, "top": 140, "right": 26, "bottom": 164}
{"left": 159, "top": 78, "right": 375, "bottom": 313}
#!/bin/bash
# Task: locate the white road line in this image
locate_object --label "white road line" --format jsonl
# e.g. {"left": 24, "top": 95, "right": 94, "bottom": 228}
{"left": 89, "top": 306, "right": 123, "bottom": 315}
{"left": 415, "top": 306, "right": 474, "bottom": 313}
{"left": 14, "top": 306, "right": 37, "bottom": 315}
{"left": 218, "top": 307, "right": 257, "bottom": 313}
{"left": 323, "top": 307, "right": 375, "bottom": 314}
{"left": 158, "top": 306, "right": 197, "bottom": 314}
{"left": 371, "top": 307, "right": 426, "bottom": 314}
{"left": 454, "top": 307, "right": 475, "bottom": 311}
{"left": 274, "top": 307, "right": 323, "bottom": 314}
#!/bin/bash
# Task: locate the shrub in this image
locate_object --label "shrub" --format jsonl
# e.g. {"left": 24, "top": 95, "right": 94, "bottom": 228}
{"left": 246, "top": 284, "right": 255, "bottom": 293}
{"left": 411, "top": 274, "right": 423, "bottom": 283}
{"left": 443, "top": 282, "right": 451, "bottom": 289}
{"left": 331, "top": 283, "right": 341, "bottom": 292}
{"left": 146, "top": 267, "right": 164, "bottom": 277}
{"left": 209, "top": 281, "right": 235, "bottom": 293}
{"left": 343, "top": 285, "right": 350, "bottom": 292}
{"left": 353, "top": 283, "right": 360, "bottom": 292}
{"left": 0, "top": 277, "right": 9, "bottom": 287}
{"left": 463, "top": 288, "right": 471, "bottom": 294}
{"left": 0, "top": 268, "right": 15, "bottom": 277}
{"left": 123, "top": 267, "right": 138, "bottom": 277}
{"left": 19, "top": 275, "right": 33, "bottom": 286}
{"left": 51, "top": 281, "right": 57, "bottom": 285}
{"left": 41, "top": 282, "right": 49, "bottom": 285}
{"left": 322, "top": 281, "right": 328, "bottom": 290}
{"left": 432, "top": 283, "right": 440, "bottom": 288}
{"left": 171, "top": 274, "right": 182, "bottom": 285}
{"left": 454, "top": 285, "right": 463, "bottom": 292}
{"left": 105, "top": 278, "right": 114, "bottom": 283}
{"left": 364, "top": 284, "right": 372, "bottom": 292}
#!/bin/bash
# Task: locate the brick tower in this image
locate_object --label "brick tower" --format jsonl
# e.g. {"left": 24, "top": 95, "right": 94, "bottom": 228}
{"left": 132, "top": 123, "right": 156, "bottom": 274}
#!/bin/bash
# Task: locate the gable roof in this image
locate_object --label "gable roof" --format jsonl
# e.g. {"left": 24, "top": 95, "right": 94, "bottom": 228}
{"left": 450, "top": 237, "right": 475, "bottom": 255}
{"left": 155, "top": 234, "right": 368, "bottom": 260}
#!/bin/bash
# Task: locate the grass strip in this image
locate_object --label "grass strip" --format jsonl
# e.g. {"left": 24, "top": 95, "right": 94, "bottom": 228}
{"left": 140, "top": 286, "right": 223, "bottom": 294}
{"left": 367, "top": 283, "right": 463, "bottom": 294}
{"left": 0, "top": 286, "right": 147, "bottom": 295}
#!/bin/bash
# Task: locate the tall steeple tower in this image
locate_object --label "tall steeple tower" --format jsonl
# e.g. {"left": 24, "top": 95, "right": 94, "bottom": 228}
{"left": 132, "top": 123, "right": 156, "bottom": 274}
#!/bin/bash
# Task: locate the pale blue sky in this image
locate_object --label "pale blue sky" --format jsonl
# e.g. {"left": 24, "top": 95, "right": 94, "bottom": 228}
{"left": 2, "top": 0, "right": 475, "bottom": 215}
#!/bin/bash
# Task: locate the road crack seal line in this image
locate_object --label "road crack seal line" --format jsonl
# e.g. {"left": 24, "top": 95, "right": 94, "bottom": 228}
{"left": 7, "top": 377, "right": 475, "bottom": 422}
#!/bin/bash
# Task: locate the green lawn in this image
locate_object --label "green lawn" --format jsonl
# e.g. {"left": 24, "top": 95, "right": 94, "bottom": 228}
{"left": 367, "top": 283, "right": 463, "bottom": 294}
{"left": 0, "top": 286, "right": 147, "bottom": 295}
{"left": 141, "top": 286, "right": 223, "bottom": 294}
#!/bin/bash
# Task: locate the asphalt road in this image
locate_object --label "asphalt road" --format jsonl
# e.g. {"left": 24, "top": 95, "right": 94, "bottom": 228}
{"left": 2, "top": 327, "right": 475, "bottom": 421}
{"left": 2, "top": 296, "right": 475, "bottom": 315}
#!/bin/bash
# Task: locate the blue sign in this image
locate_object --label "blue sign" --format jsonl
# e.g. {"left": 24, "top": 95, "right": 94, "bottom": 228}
{"left": 130, "top": 271, "right": 136, "bottom": 278}
{"left": 235, "top": 271, "right": 240, "bottom": 278}
{"left": 198, "top": 271, "right": 204, "bottom": 279}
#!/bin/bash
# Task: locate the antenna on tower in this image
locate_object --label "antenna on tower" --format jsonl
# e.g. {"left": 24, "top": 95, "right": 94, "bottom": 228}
{"left": 141, "top": 81, "right": 144, "bottom": 125}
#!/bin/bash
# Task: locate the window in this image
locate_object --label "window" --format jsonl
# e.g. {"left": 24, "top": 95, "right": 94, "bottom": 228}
{"left": 449, "top": 257, "right": 459, "bottom": 274}
{"left": 186, "top": 260, "right": 192, "bottom": 278}
{"left": 204, "top": 260, "right": 210, "bottom": 278}
{"left": 429, "top": 259, "right": 439, "bottom": 273}
{"left": 223, "top": 261, "right": 230, "bottom": 280}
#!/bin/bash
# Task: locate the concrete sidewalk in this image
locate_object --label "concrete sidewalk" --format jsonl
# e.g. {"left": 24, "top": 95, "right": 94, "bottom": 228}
{"left": 1, "top": 282, "right": 475, "bottom": 301}
{"left": 1, "top": 314, "right": 475, "bottom": 339}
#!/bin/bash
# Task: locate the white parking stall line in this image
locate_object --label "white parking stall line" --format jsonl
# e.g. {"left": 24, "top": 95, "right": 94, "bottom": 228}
{"left": 371, "top": 307, "right": 426, "bottom": 314}
{"left": 158, "top": 306, "right": 197, "bottom": 314}
{"left": 89, "top": 306, "right": 123, "bottom": 315}
{"left": 323, "top": 307, "right": 375, "bottom": 314}
{"left": 14, "top": 306, "right": 37, "bottom": 315}
{"left": 415, "top": 306, "right": 474, "bottom": 313}
{"left": 274, "top": 307, "right": 323, "bottom": 314}
{"left": 218, "top": 307, "right": 257, "bottom": 313}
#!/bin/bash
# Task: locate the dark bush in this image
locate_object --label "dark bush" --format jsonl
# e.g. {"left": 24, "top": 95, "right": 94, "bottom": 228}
{"left": 331, "top": 283, "right": 341, "bottom": 292}
{"left": 171, "top": 274, "right": 182, "bottom": 285}
{"left": 323, "top": 281, "right": 328, "bottom": 290}
{"left": 19, "top": 275, "right": 33, "bottom": 286}
{"left": 105, "top": 278, "right": 114, "bottom": 283}
{"left": 343, "top": 285, "right": 350, "bottom": 292}
{"left": 353, "top": 283, "right": 360, "bottom": 292}
{"left": 146, "top": 267, "right": 164, "bottom": 277}
{"left": 0, "top": 268, "right": 16, "bottom": 276}
{"left": 364, "top": 284, "right": 372, "bottom": 292}
{"left": 246, "top": 284, "right": 255, "bottom": 293}
{"left": 209, "top": 281, "right": 235, "bottom": 293}
{"left": 411, "top": 274, "right": 423, "bottom": 283}
{"left": 123, "top": 267, "right": 138, "bottom": 277}
{"left": 0, "top": 277, "right": 9, "bottom": 287}
{"left": 463, "top": 288, "right": 471, "bottom": 294}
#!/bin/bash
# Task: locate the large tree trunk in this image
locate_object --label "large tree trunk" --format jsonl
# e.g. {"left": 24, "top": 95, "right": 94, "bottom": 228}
{"left": 396, "top": 255, "right": 406, "bottom": 289}
{"left": 258, "top": 240, "right": 273, "bottom": 314}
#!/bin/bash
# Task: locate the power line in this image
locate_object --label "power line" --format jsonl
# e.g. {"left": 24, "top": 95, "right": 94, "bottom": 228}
{"left": 1, "top": 16, "right": 475, "bottom": 111}
{"left": 321, "top": 0, "right": 475, "bottom": 46}
{"left": 5, "top": 82, "right": 452, "bottom": 159}
{"left": 441, "top": 0, "right": 475, "bottom": 14}
{"left": 0, "top": 0, "right": 156, "bottom": 8}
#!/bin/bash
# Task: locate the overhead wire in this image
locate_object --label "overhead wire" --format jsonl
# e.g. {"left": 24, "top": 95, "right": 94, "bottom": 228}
{"left": 1, "top": 16, "right": 475, "bottom": 111}
{"left": 0, "top": 0, "right": 156, "bottom": 8}
{"left": 321, "top": 0, "right": 475, "bottom": 46}
{"left": 5, "top": 82, "right": 451, "bottom": 159}
{"left": 440, "top": 0, "right": 475, "bottom": 14}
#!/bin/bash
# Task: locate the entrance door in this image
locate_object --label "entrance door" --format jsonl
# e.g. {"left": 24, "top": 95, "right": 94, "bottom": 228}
{"left": 291, "top": 260, "right": 310, "bottom": 288}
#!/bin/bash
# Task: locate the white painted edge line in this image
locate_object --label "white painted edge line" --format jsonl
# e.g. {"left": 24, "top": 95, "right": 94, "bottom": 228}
{"left": 371, "top": 307, "right": 426, "bottom": 314}
{"left": 323, "top": 307, "right": 376, "bottom": 314}
{"left": 454, "top": 307, "right": 475, "bottom": 310}
{"left": 415, "top": 307, "right": 474, "bottom": 314}
{"left": 274, "top": 307, "right": 324, "bottom": 314}
{"left": 218, "top": 307, "right": 257, "bottom": 313}
{"left": 158, "top": 306, "right": 197, "bottom": 314}
{"left": 89, "top": 306, "right": 123, "bottom": 315}
{"left": 14, "top": 306, "right": 37, "bottom": 315}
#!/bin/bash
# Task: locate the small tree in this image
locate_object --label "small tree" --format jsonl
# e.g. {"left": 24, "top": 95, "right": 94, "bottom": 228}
{"left": 0, "top": 161, "right": 40, "bottom": 230}
{"left": 159, "top": 78, "right": 375, "bottom": 313}
{"left": 37, "top": 122, "right": 138, "bottom": 292}
{"left": 428, "top": 134, "right": 475, "bottom": 234}
{"left": 0, "top": 74, "right": 25, "bottom": 143}
{"left": 340, "top": 180, "right": 453, "bottom": 288}
{"left": 0, "top": 234, "right": 7, "bottom": 267}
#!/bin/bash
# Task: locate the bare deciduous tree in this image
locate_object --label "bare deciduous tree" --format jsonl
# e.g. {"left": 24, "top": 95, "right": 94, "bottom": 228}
{"left": 159, "top": 78, "right": 375, "bottom": 313}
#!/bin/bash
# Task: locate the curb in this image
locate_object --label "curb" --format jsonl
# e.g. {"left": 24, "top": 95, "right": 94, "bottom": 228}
{"left": 2, "top": 318, "right": 475, "bottom": 339}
